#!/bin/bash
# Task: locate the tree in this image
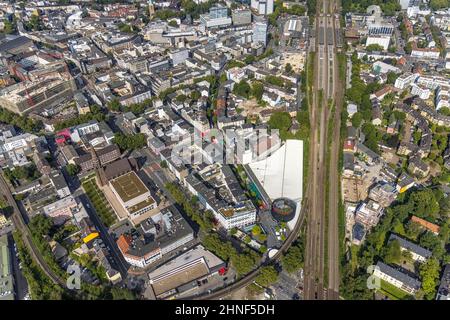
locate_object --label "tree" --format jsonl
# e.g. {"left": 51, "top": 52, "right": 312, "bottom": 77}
{"left": 252, "top": 225, "right": 262, "bottom": 236}
{"left": 366, "top": 44, "right": 384, "bottom": 52}
{"left": 244, "top": 55, "right": 255, "bottom": 65}
{"left": 430, "top": 0, "right": 449, "bottom": 10}
{"left": 3, "top": 19, "right": 15, "bottom": 34}
{"left": 246, "top": 282, "right": 264, "bottom": 296}
{"left": 175, "top": 94, "right": 187, "bottom": 103}
{"left": 439, "top": 107, "right": 450, "bottom": 116}
{"left": 386, "top": 72, "right": 398, "bottom": 85}
{"left": 285, "top": 63, "right": 293, "bottom": 74}
{"left": 383, "top": 239, "right": 402, "bottom": 264}
{"left": 190, "top": 91, "right": 201, "bottom": 101}
{"left": 66, "top": 164, "right": 80, "bottom": 176}
{"left": 114, "top": 133, "right": 147, "bottom": 151}
{"left": 405, "top": 220, "right": 423, "bottom": 241}
{"left": 168, "top": 20, "right": 179, "bottom": 28}
{"left": 351, "top": 112, "right": 363, "bottom": 128}
{"left": 268, "top": 112, "right": 292, "bottom": 131}
{"left": 27, "top": 14, "right": 43, "bottom": 31}
{"left": 404, "top": 42, "right": 413, "bottom": 54}
{"left": 110, "top": 287, "right": 136, "bottom": 300}
{"left": 409, "top": 190, "right": 440, "bottom": 221}
{"left": 282, "top": 245, "right": 303, "bottom": 273}
{"left": 251, "top": 81, "right": 264, "bottom": 101}
{"left": 29, "top": 215, "right": 53, "bottom": 238}
{"left": 419, "top": 232, "right": 441, "bottom": 252}
{"left": 255, "top": 266, "right": 278, "bottom": 287}
{"left": 285, "top": 4, "right": 306, "bottom": 16}
{"left": 419, "top": 258, "right": 440, "bottom": 300}
{"left": 107, "top": 98, "right": 121, "bottom": 112}
{"left": 118, "top": 23, "right": 135, "bottom": 33}
{"left": 232, "top": 80, "right": 251, "bottom": 98}
{"left": 258, "top": 233, "right": 267, "bottom": 242}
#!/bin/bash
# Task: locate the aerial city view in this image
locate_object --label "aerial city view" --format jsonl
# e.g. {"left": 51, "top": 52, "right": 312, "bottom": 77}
{"left": 0, "top": 0, "right": 449, "bottom": 304}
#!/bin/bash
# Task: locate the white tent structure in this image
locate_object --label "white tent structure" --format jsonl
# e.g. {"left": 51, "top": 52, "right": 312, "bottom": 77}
{"left": 248, "top": 139, "right": 303, "bottom": 230}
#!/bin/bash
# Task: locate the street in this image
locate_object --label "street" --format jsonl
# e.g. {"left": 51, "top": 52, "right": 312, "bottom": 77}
{"left": 7, "top": 233, "right": 28, "bottom": 300}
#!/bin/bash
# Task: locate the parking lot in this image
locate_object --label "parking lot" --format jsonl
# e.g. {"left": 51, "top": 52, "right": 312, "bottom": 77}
{"left": 271, "top": 269, "right": 303, "bottom": 300}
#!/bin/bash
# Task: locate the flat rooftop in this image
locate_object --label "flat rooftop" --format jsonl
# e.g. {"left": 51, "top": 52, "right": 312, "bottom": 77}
{"left": 148, "top": 245, "right": 224, "bottom": 296}
{"left": 110, "top": 171, "right": 149, "bottom": 203}
{"left": 151, "top": 259, "right": 209, "bottom": 296}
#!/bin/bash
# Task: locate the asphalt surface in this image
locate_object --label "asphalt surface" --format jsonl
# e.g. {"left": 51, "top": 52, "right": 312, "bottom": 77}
{"left": 7, "top": 233, "right": 28, "bottom": 300}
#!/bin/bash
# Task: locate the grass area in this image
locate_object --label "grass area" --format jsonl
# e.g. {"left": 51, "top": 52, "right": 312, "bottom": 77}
{"left": 82, "top": 179, "right": 117, "bottom": 227}
{"left": 378, "top": 279, "right": 412, "bottom": 300}
{"left": 350, "top": 245, "right": 359, "bottom": 272}
{"left": 337, "top": 53, "right": 346, "bottom": 82}
{"left": 307, "top": 52, "right": 315, "bottom": 104}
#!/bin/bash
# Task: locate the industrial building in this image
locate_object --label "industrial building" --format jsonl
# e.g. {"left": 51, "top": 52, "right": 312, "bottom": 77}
{"left": 147, "top": 245, "right": 225, "bottom": 299}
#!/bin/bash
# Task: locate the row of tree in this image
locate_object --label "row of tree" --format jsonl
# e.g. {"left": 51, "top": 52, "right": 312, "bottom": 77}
{"left": 165, "top": 182, "right": 215, "bottom": 231}
{"left": 203, "top": 233, "right": 261, "bottom": 276}
{"left": 54, "top": 105, "right": 107, "bottom": 131}
{"left": 113, "top": 132, "right": 147, "bottom": 151}
{"left": 0, "top": 107, "right": 43, "bottom": 133}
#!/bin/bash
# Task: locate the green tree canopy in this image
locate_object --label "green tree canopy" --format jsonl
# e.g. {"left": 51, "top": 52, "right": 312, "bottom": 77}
{"left": 419, "top": 258, "right": 440, "bottom": 299}
{"left": 233, "top": 80, "right": 251, "bottom": 98}
{"left": 255, "top": 266, "right": 278, "bottom": 287}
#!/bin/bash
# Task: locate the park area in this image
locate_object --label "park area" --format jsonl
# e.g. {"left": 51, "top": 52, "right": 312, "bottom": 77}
{"left": 82, "top": 178, "right": 117, "bottom": 227}
{"left": 378, "top": 279, "right": 412, "bottom": 300}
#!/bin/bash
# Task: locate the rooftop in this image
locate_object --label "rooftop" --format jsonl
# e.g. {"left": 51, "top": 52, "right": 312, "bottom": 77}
{"left": 110, "top": 171, "right": 150, "bottom": 203}
{"left": 148, "top": 244, "right": 224, "bottom": 297}
{"left": 376, "top": 261, "right": 421, "bottom": 290}
{"left": 389, "top": 233, "right": 432, "bottom": 259}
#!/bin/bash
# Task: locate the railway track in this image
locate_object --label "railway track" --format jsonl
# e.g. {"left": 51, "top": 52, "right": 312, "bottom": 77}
{"left": 304, "top": 0, "right": 342, "bottom": 300}
{"left": 0, "top": 173, "right": 66, "bottom": 288}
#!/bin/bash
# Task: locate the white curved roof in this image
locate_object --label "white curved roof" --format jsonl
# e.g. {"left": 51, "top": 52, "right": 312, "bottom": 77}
{"left": 248, "top": 139, "right": 303, "bottom": 202}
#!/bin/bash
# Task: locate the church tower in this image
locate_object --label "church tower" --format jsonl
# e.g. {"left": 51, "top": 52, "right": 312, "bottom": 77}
{"left": 148, "top": 0, "right": 155, "bottom": 19}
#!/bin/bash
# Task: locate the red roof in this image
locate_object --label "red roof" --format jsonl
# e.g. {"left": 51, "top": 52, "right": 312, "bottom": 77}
{"left": 411, "top": 216, "right": 440, "bottom": 234}
{"left": 117, "top": 234, "right": 132, "bottom": 253}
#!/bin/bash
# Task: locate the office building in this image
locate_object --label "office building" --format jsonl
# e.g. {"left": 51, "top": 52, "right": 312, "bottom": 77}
{"left": 200, "top": 5, "right": 232, "bottom": 29}
{"left": 253, "top": 20, "right": 268, "bottom": 46}
{"left": 251, "top": 0, "right": 274, "bottom": 15}
{"left": 232, "top": 9, "right": 252, "bottom": 26}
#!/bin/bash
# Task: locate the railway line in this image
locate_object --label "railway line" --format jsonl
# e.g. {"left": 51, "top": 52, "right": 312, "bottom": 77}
{"left": 0, "top": 172, "right": 67, "bottom": 288}
{"left": 304, "top": 0, "right": 342, "bottom": 300}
